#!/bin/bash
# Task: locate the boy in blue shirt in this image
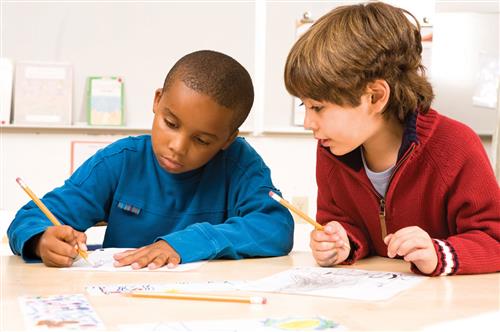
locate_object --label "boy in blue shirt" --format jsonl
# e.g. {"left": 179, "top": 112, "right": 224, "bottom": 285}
{"left": 8, "top": 50, "right": 294, "bottom": 269}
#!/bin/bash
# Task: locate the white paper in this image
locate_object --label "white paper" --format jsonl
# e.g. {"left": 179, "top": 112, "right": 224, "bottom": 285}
{"left": 239, "top": 267, "right": 426, "bottom": 301}
{"left": 19, "top": 294, "right": 105, "bottom": 330}
{"left": 87, "top": 280, "right": 241, "bottom": 296}
{"left": 87, "top": 266, "right": 425, "bottom": 301}
{"left": 61, "top": 248, "right": 206, "bottom": 272}
{"left": 118, "top": 317, "right": 345, "bottom": 332}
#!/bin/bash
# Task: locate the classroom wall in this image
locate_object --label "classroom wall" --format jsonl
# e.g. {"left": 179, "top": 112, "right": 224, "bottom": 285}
{"left": 1, "top": 1, "right": 498, "bottom": 216}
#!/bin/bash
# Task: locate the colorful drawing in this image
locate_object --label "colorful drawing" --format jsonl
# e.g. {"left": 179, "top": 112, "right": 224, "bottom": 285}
{"left": 87, "top": 280, "right": 241, "bottom": 296}
{"left": 19, "top": 294, "right": 105, "bottom": 330}
{"left": 118, "top": 317, "right": 344, "bottom": 331}
{"left": 263, "top": 317, "right": 338, "bottom": 330}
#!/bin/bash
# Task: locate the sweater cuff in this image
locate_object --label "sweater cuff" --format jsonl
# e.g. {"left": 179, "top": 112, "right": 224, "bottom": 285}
{"left": 341, "top": 235, "right": 362, "bottom": 265}
{"left": 411, "top": 239, "right": 458, "bottom": 276}
{"left": 157, "top": 224, "right": 215, "bottom": 264}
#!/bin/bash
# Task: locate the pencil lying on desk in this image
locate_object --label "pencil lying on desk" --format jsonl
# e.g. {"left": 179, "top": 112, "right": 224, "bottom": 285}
{"left": 269, "top": 191, "right": 324, "bottom": 231}
{"left": 127, "top": 291, "right": 267, "bottom": 304}
{"left": 15, "top": 177, "right": 95, "bottom": 266}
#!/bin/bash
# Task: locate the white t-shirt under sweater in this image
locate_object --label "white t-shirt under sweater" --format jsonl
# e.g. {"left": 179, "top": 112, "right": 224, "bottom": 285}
{"left": 361, "top": 150, "right": 395, "bottom": 197}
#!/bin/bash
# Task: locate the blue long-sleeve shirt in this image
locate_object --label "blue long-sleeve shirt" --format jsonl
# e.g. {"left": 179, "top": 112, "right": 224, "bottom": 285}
{"left": 8, "top": 135, "right": 294, "bottom": 263}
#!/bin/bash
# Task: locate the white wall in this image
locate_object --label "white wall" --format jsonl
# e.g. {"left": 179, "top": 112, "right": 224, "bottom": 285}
{"left": 1, "top": 1, "right": 497, "bottom": 218}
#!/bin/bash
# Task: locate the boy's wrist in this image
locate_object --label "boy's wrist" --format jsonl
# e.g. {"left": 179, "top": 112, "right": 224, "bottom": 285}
{"left": 24, "top": 233, "right": 43, "bottom": 259}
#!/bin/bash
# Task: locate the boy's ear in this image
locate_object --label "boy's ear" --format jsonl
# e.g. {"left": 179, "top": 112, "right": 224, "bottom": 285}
{"left": 153, "top": 88, "right": 163, "bottom": 114}
{"left": 366, "top": 80, "right": 390, "bottom": 113}
{"left": 222, "top": 129, "right": 239, "bottom": 150}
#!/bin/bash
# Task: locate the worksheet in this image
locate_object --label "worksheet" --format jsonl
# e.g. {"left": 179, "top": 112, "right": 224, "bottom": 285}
{"left": 19, "top": 294, "right": 105, "bottom": 330}
{"left": 61, "top": 248, "right": 205, "bottom": 272}
{"left": 240, "top": 267, "right": 426, "bottom": 301}
{"left": 87, "top": 266, "right": 425, "bottom": 301}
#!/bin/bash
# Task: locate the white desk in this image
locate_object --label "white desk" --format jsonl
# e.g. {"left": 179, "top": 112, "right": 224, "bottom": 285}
{"left": 2, "top": 250, "right": 499, "bottom": 331}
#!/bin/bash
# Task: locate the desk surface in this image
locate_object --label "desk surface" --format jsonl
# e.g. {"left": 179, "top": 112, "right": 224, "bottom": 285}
{"left": 1, "top": 250, "right": 499, "bottom": 331}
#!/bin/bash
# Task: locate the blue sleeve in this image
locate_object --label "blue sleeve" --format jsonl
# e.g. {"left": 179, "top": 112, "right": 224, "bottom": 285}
{"left": 7, "top": 151, "right": 117, "bottom": 261}
{"left": 159, "top": 160, "right": 294, "bottom": 263}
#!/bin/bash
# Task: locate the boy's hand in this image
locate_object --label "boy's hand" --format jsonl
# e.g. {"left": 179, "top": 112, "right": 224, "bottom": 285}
{"left": 384, "top": 226, "right": 438, "bottom": 275}
{"left": 113, "top": 240, "right": 180, "bottom": 270}
{"left": 35, "top": 225, "right": 88, "bottom": 267}
{"left": 310, "top": 221, "right": 350, "bottom": 267}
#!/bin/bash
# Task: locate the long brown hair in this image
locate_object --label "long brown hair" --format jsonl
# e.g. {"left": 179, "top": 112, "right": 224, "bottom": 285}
{"left": 284, "top": 2, "right": 434, "bottom": 122}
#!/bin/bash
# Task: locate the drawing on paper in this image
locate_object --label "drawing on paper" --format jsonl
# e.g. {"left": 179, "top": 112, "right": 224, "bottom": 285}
{"left": 19, "top": 294, "right": 104, "bottom": 330}
{"left": 240, "top": 267, "right": 426, "bottom": 301}
{"left": 117, "top": 316, "right": 345, "bottom": 331}
{"left": 263, "top": 317, "right": 339, "bottom": 330}
{"left": 63, "top": 248, "right": 205, "bottom": 272}
{"left": 86, "top": 267, "right": 425, "bottom": 301}
{"left": 87, "top": 280, "right": 242, "bottom": 296}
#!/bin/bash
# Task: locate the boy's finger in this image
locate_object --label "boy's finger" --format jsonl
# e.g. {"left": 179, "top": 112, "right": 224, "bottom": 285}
{"left": 147, "top": 254, "right": 168, "bottom": 270}
{"left": 311, "top": 240, "right": 336, "bottom": 252}
{"left": 315, "top": 250, "right": 338, "bottom": 267}
{"left": 166, "top": 256, "right": 180, "bottom": 268}
{"left": 311, "top": 230, "right": 338, "bottom": 242}
{"left": 403, "top": 248, "right": 427, "bottom": 263}
{"left": 384, "top": 233, "right": 393, "bottom": 245}
{"left": 48, "top": 239, "right": 78, "bottom": 259}
{"left": 44, "top": 249, "right": 74, "bottom": 267}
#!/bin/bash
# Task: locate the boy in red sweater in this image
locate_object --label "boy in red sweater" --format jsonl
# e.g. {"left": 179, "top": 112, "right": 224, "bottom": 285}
{"left": 284, "top": 2, "right": 499, "bottom": 276}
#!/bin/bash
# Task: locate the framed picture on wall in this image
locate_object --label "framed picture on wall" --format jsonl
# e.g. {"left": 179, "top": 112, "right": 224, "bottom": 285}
{"left": 13, "top": 61, "right": 73, "bottom": 125}
{"left": 70, "top": 140, "right": 112, "bottom": 174}
{"left": 87, "top": 76, "right": 124, "bottom": 126}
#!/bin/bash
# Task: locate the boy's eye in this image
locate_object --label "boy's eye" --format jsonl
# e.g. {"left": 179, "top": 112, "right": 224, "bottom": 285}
{"left": 164, "top": 118, "right": 177, "bottom": 129}
{"left": 194, "top": 137, "right": 210, "bottom": 146}
{"left": 302, "top": 102, "right": 324, "bottom": 113}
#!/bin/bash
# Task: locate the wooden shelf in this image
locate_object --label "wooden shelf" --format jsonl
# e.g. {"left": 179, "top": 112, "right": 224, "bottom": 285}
{"left": 0, "top": 124, "right": 151, "bottom": 135}
{"left": 2, "top": 124, "right": 489, "bottom": 138}
{"left": 262, "top": 126, "right": 313, "bottom": 135}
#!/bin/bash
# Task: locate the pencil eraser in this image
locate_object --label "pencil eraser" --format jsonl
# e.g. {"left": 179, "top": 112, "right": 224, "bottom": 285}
{"left": 250, "top": 296, "right": 267, "bottom": 304}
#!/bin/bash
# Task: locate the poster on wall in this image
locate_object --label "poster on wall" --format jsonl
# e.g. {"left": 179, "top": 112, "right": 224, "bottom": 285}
{"left": 292, "top": 12, "right": 314, "bottom": 127}
{"left": 13, "top": 62, "right": 73, "bottom": 125}
{"left": 0, "top": 58, "right": 13, "bottom": 124}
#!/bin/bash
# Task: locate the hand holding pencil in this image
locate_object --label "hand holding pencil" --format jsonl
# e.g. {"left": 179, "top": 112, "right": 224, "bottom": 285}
{"left": 15, "top": 177, "right": 94, "bottom": 267}
{"left": 269, "top": 191, "right": 351, "bottom": 266}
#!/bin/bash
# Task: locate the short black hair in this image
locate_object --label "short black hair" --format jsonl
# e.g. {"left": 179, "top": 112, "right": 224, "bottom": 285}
{"left": 163, "top": 50, "right": 254, "bottom": 131}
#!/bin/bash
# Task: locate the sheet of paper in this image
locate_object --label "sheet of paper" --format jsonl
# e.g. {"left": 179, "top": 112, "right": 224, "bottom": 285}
{"left": 87, "top": 266, "right": 424, "bottom": 301}
{"left": 118, "top": 317, "right": 345, "bottom": 332}
{"left": 87, "top": 280, "right": 242, "bottom": 296}
{"left": 61, "top": 248, "right": 205, "bottom": 272}
{"left": 19, "top": 294, "right": 105, "bottom": 330}
{"left": 240, "top": 267, "right": 426, "bottom": 301}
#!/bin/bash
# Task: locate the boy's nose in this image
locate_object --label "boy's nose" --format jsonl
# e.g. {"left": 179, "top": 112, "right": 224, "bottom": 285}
{"left": 303, "top": 109, "right": 318, "bottom": 131}
{"left": 168, "top": 135, "right": 189, "bottom": 156}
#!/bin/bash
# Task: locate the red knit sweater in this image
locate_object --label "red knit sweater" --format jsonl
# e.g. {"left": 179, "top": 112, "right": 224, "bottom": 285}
{"left": 316, "top": 109, "right": 500, "bottom": 276}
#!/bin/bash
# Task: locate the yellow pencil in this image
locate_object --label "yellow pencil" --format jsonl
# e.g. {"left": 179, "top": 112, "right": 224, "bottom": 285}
{"left": 127, "top": 291, "right": 267, "bottom": 304}
{"left": 269, "top": 191, "right": 324, "bottom": 230}
{"left": 15, "top": 177, "right": 94, "bottom": 266}
{"left": 269, "top": 191, "right": 350, "bottom": 251}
